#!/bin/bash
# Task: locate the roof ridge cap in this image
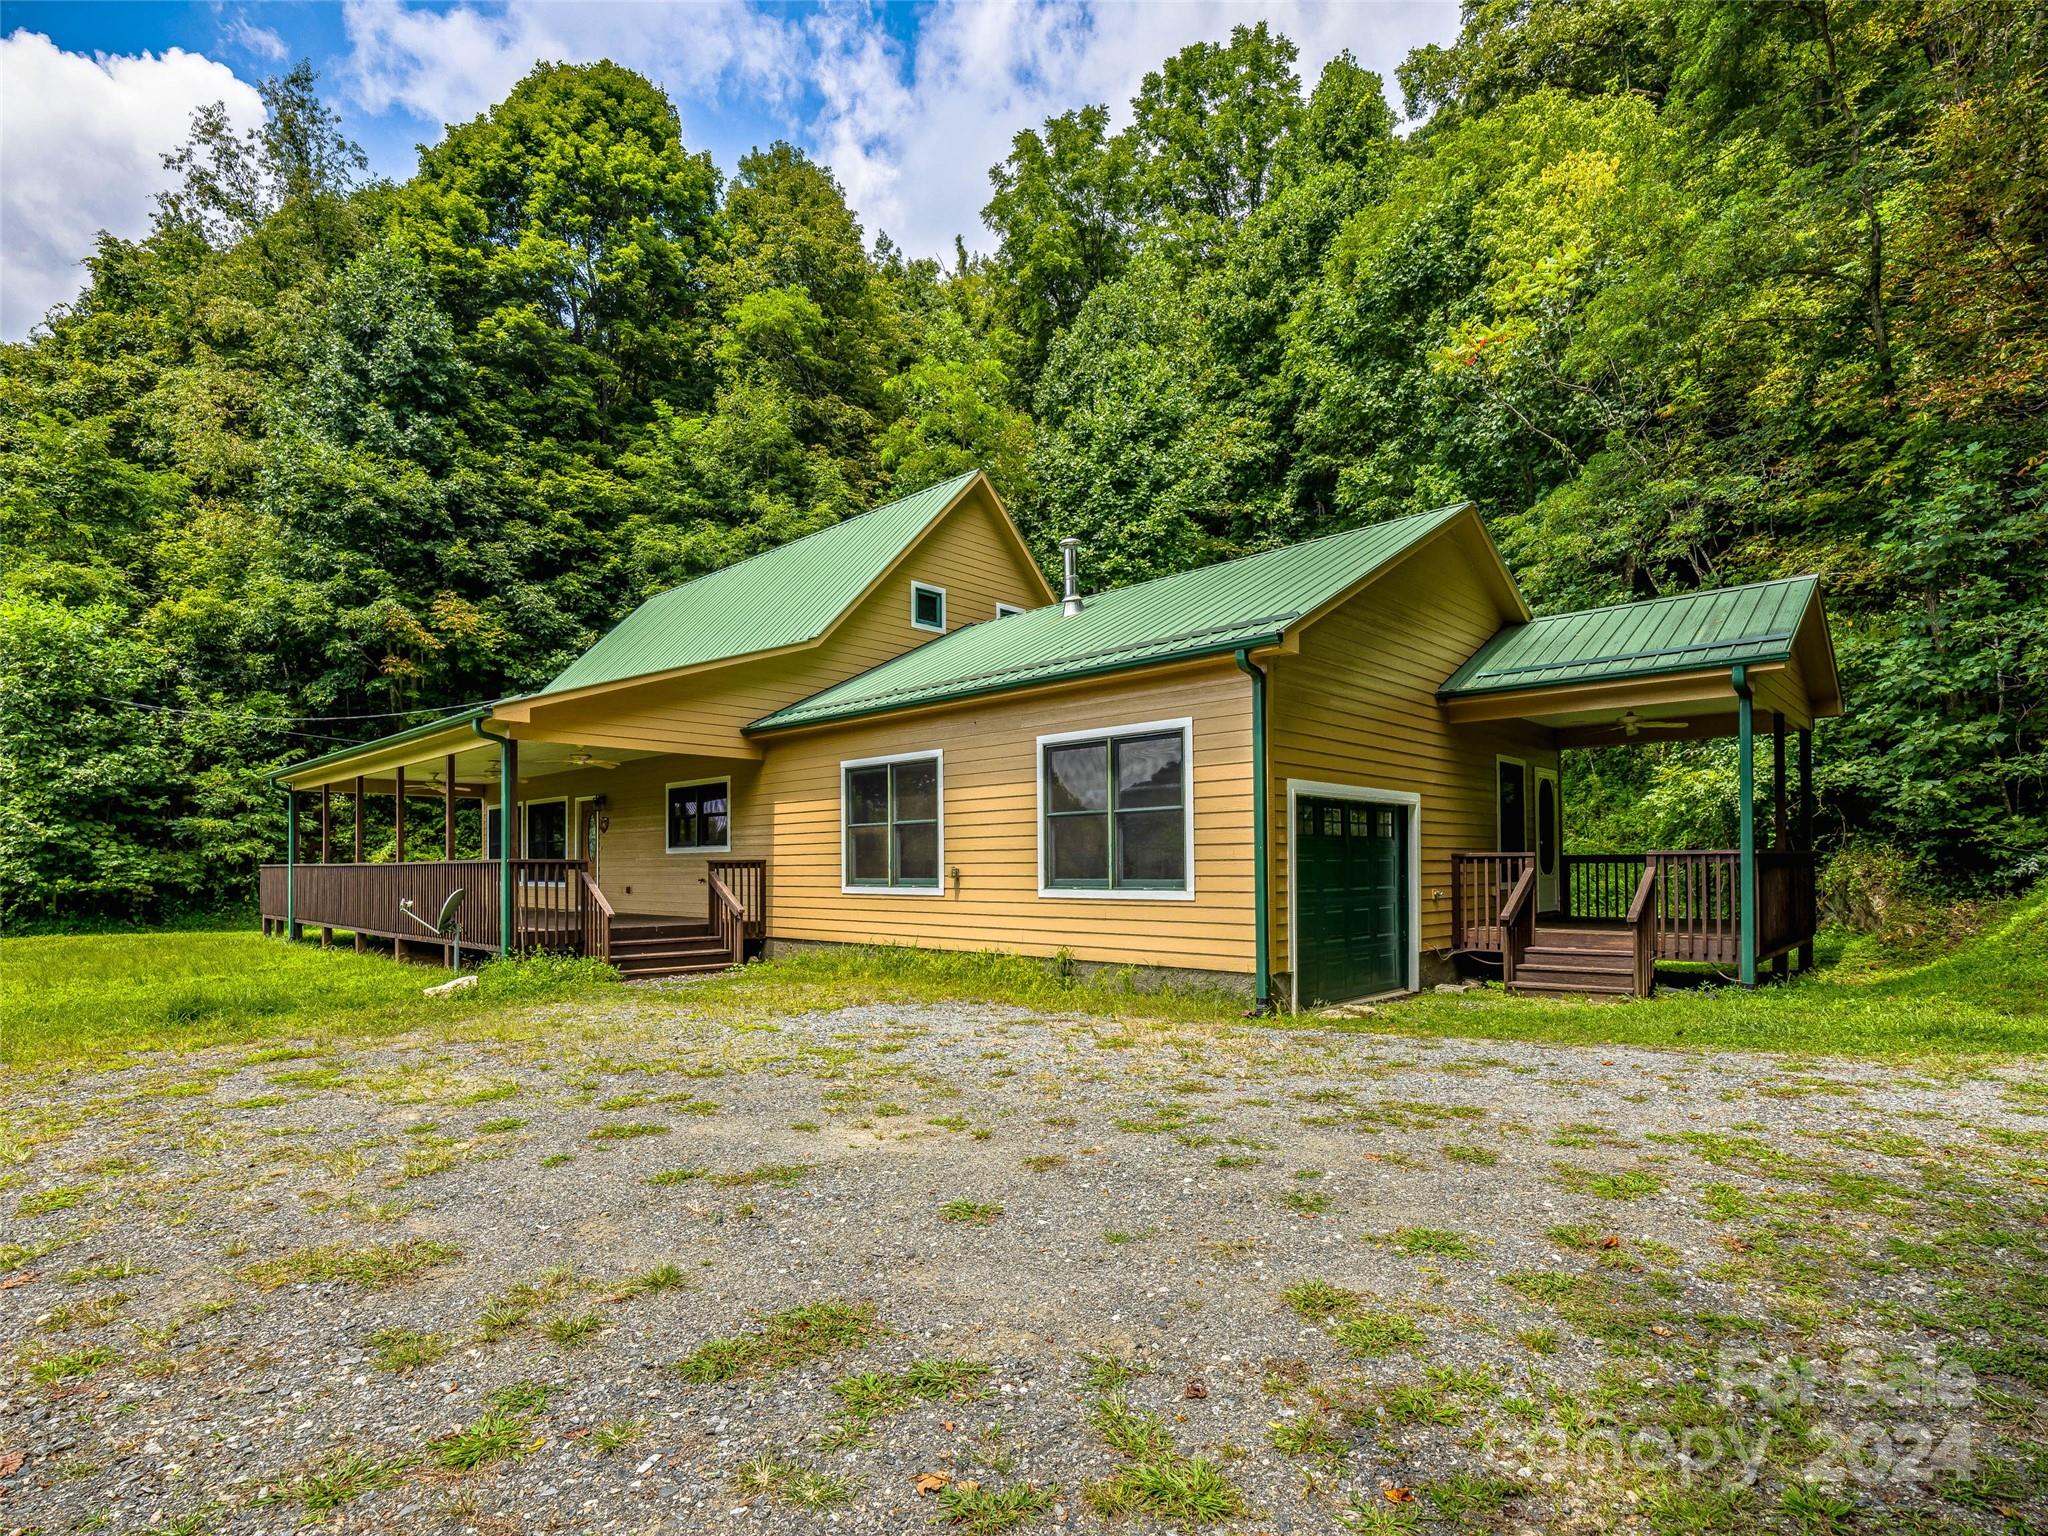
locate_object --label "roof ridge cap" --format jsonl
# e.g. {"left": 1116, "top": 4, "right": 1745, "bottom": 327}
{"left": 1524, "top": 574, "right": 1815, "bottom": 625}
{"left": 1070, "top": 501, "right": 1468, "bottom": 606}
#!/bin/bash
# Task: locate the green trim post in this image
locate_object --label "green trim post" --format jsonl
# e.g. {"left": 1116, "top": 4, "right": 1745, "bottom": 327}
{"left": 1797, "top": 726, "right": 1815, "bottom": 972}
{"left": 1235, "top": 649, "right": 1272, "bottom": 1014}
{"left": 1733, "top": 665, "right": 1757, "bottom": 986}
{"left": 283, "top": 788, "right": 298, "bottom": 940}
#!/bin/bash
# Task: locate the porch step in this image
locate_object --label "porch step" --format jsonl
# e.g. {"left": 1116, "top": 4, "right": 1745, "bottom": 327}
{"left": 1521, "top": 945, "right": 1633, "bottom": 971}
{"left": 1530, "top": 925, "right": 1633, "bottom": 953}
{"left": 1509, "top": 975, "right": 1638, "bottom": 997}
{"left": 609, "top": 932, "right": 726, "bottom": 958}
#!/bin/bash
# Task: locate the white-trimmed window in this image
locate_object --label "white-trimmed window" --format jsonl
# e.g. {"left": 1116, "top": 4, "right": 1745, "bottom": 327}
{"left": 666, "top": 778, "right": 731, "bottom": 854}
{"left": 524, "top": 798, "right": 568, "bottom": 860}
{"left": 842, "top": 752, "right": 942, "bottom": 893}
{"left": 911, "top": 581, "right": 947, "bottom": 633}
{"left": 995, "top": 602, "right": 1025, "bottom": 619}
{"left": 1038, "top": 720, "right": 1193, "bottom": 899}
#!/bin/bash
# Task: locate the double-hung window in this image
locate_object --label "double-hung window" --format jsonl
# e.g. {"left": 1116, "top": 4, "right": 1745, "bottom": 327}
{"left": 524, "top": 799, "right": 568, "bottom": 860}
{"left": 1039, "top": 721, "right": 1191, "bottom": 896}
{"left": 842, "top": 754, "right": 941, "bottom": 892}
{"left": 666, "top": 778, "right": 731, "bottom": 854}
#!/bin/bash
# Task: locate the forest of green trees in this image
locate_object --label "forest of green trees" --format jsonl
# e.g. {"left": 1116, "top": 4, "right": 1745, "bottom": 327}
{"left": 2, "top": 1, "right": 2042, "bottom": 923}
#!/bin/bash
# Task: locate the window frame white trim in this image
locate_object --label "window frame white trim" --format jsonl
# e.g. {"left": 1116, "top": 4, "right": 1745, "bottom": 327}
{"left": 1034, "top": 716, "right": 1196, "bottom": 902}
{"left": 995, "top": 602, "right": 1026, "bottom": 619}
{"left": 839, "top": 750, "right": 946, "bottom": 896}
{"left": 571, "top": 794, "right": 598, "bottom": 859}
{"left": 664, "top": 776, "right": 733, "bottom": 856}
{"left": 910, "top": 580, "right": 948, "bottom": 633}
{"left": 1284, "top": 778, "right": 1423, "bottom": 1011}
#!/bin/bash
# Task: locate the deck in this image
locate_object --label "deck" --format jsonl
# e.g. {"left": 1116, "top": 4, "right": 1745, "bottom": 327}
{"left": 1451, "top": 850, "right": 1817, "bottom": 997}
{"left": 258, "top": 858, "right": 768, "bottom": 979}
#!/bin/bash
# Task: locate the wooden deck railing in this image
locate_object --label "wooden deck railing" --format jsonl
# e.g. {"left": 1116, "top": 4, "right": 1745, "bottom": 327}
{"left": 1453, "top": 848, "right": 1815, "bottom": 981}
{"left": 707, "top": 867, "right": 746, "bottom": 971}
{"left": 1626, "top": 864, "right": 1660, "bottom": 997}
{"left": 578, "top": 871, "right": 615, "bottom": 963}
{"left": 706, "top": 858, "right": 768, "bottom": 943}
{"left": 259, "top": 859, "right": 589, "bottom": 958}
{"left": 1560, "top": 854, "right": 1646, "bottom": 919}
{"left": 1497, "top": 862, "right": 1537, "bottom": 988}
{"left": 1647, "top": 850, "right": 1742, "bottom": 964}
{"left": 1449, "top": 851, "right": 1534, "bottom": 953}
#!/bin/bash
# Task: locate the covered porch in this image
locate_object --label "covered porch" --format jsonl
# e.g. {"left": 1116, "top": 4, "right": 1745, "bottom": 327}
{"left": 259, "top": 705, "right": 766, "bottom": 977}
{"left": 1439, "top": 578, "right": 1840, "bottom": 997}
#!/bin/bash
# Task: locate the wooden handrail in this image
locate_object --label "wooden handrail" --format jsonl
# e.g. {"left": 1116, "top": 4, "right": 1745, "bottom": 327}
{"left": 579, "top": 871, "right": 614, "bottom": 964}
{"left": 1626, "top": 862, "right": 1659, "bottom": 998}
{"left": 708, "top": 869, "right": 745, "bottom": 970}
{"left": 1498, "top": 865, "right": 1537, "bottom": 987}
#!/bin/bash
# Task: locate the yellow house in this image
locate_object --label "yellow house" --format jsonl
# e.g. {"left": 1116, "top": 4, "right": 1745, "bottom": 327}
{"left": 265, "top": 471, "right": 1842, "bottom": 1007}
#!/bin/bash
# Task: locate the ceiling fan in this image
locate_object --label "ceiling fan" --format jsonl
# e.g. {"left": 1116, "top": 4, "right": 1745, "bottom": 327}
{"left": 569, "top": 750, "right": 622, "bottom": 770}
{"left": 1617, "top": 710, "right": 1688, "bottom": 738}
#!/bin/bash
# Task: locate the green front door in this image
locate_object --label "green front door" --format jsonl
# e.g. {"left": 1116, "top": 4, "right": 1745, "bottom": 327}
{"left": 1294, "top": 795, "right": 1409, "bottom": 1006}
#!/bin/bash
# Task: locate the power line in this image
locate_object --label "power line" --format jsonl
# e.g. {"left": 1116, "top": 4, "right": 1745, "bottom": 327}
{"left": 89, "top": 696, "right": 490, "bottom": 726}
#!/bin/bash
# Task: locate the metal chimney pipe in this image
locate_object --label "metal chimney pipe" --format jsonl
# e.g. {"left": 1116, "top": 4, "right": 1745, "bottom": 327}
{"left": 1059, "top": 537, "right": 1083, "bottom": 615}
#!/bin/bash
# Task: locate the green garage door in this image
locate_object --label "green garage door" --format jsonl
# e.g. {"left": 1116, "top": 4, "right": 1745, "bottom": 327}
{"left": 1294, "top": 796, "right": 1409, "bottom": 1006}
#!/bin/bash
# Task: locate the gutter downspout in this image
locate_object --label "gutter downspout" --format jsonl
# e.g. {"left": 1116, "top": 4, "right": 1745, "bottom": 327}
{"left": 1732, "top": 664, "right": 1757, "bottom": 987}
{"left": 1235, "top": 648, "right": 1272, "bottom": 1015}
{"left": 471, "top": 717, "right": 515, "bottom": 958}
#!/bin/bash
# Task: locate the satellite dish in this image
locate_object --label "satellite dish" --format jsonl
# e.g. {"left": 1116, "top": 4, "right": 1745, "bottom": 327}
{"left": 435, "top": 888, "right": 466, "bottom": 936}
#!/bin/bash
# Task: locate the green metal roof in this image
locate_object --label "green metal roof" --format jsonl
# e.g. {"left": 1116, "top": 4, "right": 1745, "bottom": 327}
{"left": 749, "top": 504, "right": 1470, "bottom": 733}
{"left": 274, "top": 701, "right": 501, "bottom": 785}
{"left": 1438, "top": 576, "right": 1820, "bottom": 698}
{"left": 537, "top": 470, "right": 981, "bottom": 697}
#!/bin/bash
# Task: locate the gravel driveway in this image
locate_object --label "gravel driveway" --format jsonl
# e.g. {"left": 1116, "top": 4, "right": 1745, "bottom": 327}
{"left": 3, "top": 993, "right": 2044, "bottom": 1534}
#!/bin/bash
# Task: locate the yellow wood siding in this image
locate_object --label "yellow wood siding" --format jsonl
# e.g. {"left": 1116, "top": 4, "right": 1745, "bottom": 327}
{"left": 1267, "top": 524, "right": 1556, "bottom": 970}
{"left": 507, "top": 485, "right": 1051, "bottom": 759}
{"left": 750, "top": 664, "right": 1256, "bottom": 973}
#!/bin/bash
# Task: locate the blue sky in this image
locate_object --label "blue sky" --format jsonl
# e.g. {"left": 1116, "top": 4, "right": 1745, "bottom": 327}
{"left": 0, "top": 2, "right": 1457, "bottom": 339}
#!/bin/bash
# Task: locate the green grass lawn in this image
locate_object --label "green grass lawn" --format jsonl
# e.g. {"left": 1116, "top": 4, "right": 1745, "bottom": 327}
{"left": 687, "top": 886, "right": 2048, "bottom": 1060}
{"left": 4, "top": 886, "right": 2041, "bottom": 1066}
{"left": 0, "top": 930, "right": 613, "bottom": 1067}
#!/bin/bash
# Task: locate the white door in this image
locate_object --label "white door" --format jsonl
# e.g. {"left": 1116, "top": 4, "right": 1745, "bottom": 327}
{"left": 1533, "top": 768, "right": 1560, "bottom": 914}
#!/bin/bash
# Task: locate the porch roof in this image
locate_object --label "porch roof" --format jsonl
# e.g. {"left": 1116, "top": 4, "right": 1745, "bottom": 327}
{"left": 1440, "top": 577, "right": 1825, "bottom": 698}
{"left": 1436, "top": 575, "right": 1841, "bottom": 742}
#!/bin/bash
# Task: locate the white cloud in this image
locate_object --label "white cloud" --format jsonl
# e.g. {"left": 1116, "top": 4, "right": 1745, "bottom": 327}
{"left": 339, "top": 0, "right": 800, "bottom": 129}
{"left": 0, "top": 30, "right": 265, "bottom": 339}
{"left": 805, "top": 0, "right": 1459, "bottom": 258}
{"left": 219, "top": 8, "right": 290, "bottom": 63}
{"left": 334, "top": 0, "right": 1456, "bottom": 260}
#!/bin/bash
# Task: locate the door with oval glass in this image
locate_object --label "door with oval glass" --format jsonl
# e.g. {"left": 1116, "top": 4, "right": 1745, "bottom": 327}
{"left": 1533, "top": 768, "right": 1559, "bottom": 914}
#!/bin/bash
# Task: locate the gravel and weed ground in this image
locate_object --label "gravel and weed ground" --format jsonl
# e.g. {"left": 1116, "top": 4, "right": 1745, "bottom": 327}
{"left": 3, "top": 979, "right": 2046, "bottom": 1534}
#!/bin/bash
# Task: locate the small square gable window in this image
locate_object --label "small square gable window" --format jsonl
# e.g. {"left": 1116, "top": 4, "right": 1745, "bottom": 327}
{"left": 911, "top": 581, "right": 946, "bottom": 633}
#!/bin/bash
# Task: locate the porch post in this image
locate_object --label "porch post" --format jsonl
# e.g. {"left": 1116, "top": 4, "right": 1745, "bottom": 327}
{"left": 1771, "top": 712, "right": 1788, "bottom": 979}
{"left": 352, "top": 774, "right": 366, "bottom": 950}
{"left": 1734, "top": 666, "right": 1757, "bottom": 987}
{"left": 394, "top": 765, "right": 407, "bottom": 863}
{"left": 1798, "top": 727, "right": 1815, "bottom": 972}
{"left": 283, "top": 789, "right": 299, "bottom": 940}
{"left": 317, "top": 785, "right": 333, "bottom": 947}
{"left": 444, "top": 753, "right": 457, "bottom": 860}
{"left": 498, "top": 737, "right": 517, "bottom": 957}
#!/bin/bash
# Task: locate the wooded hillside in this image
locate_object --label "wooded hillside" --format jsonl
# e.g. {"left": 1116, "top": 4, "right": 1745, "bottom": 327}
{"left": 3, "top": 2, "right": 2042, "bottom": 921}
